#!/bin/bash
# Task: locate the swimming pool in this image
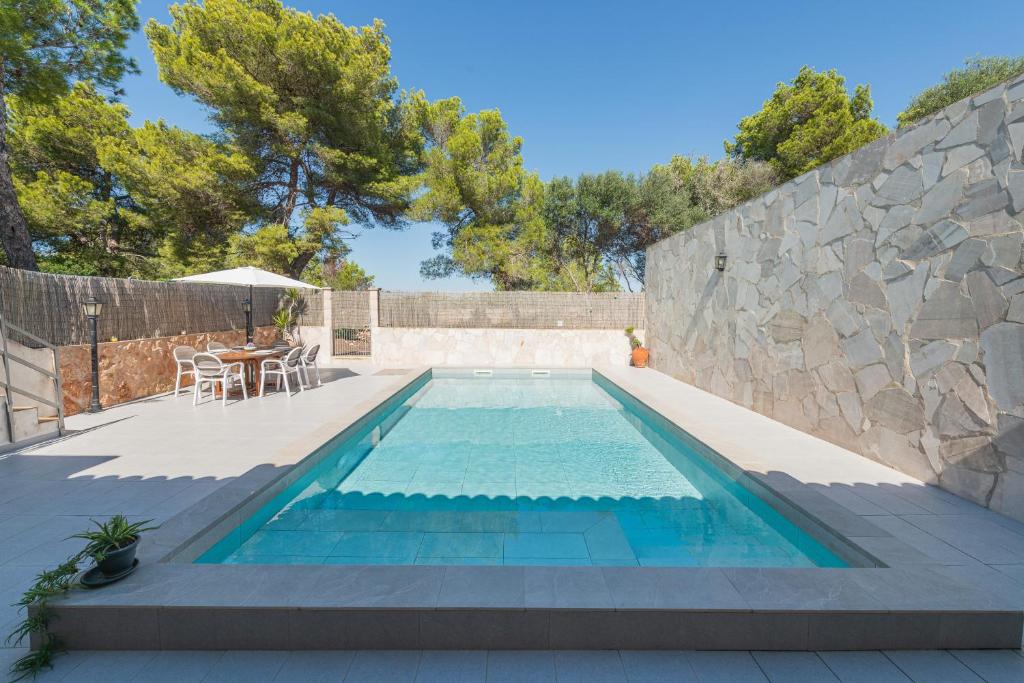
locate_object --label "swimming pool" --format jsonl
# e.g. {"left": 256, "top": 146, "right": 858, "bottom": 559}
{"left": 198, "top": 369, "right": 848, "bottom": 567}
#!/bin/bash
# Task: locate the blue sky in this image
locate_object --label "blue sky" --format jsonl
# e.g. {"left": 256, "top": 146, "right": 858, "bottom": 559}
{"left": 122, "top": 0, "right": 1024, "bottom": 290}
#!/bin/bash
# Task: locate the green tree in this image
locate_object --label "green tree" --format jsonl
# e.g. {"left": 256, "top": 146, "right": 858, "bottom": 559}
{"left": 413, "top": 97, "right": 551, "bottom": 290}
{"left": 146, "top": 0, "right": 423, "bottom": 279}
{"left": 105, "top": 121, "right": 255, "bottom": 277}
{"left": 898, "top": 56, "right": 1024, "bottom": 127}
{"left": 542, "top": 173, "right": 627, "bottom": 292}
{"left": 725, "top": 66, "right": 887, "bottom": 180}
{"left": 324, "top": 256, "right": 375, "bottom": 290}
{"left": 0, "top": 0, "right": 140, "bottom": 269}
{"left": 9, "top": 81, "right": 144, "bottom": 275}
{"left": 664, "top": 155, "right": 779, "bottom": 218}
{"left": 9, "top": 82, "right": 253, "bottom": 276}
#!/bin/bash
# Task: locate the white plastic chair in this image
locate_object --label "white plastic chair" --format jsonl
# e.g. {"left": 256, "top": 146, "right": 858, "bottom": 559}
{"left": 299, "top": 344, "right": 322, "bottom": 388}
{"left": 173, "top": 345, "right": 197, "bottom": 397}
{"left": 259, "top": 346, "right": 304, "bottom": 397}
{"left": 192, "top": 352, "right": 247, "bottom": 406}
{"left": 207, "top": 341, "right": 229, "bottom": 353}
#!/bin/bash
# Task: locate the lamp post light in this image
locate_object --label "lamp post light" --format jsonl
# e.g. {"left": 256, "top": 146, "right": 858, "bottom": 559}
{"left": 243, "top": 296, "right": 253, "bottom": 345}
{"left": 82, "top": 296, "right": 103, "bottom": 413}
{"left": 715, "top": 252, "right": 728, "bottom": 272}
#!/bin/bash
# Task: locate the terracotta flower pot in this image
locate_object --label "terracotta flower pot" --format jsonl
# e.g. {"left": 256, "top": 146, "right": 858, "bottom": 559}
{"left": 631, "top": 346, "right": 649, "bottom": 368}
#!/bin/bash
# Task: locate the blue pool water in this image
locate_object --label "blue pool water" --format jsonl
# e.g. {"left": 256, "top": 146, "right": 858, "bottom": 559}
{"left": 198, "top": 371, "right": 846, "bottom": 567}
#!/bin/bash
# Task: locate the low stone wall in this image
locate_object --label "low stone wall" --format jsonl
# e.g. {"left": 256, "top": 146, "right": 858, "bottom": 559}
{"left": 59, "top": 326, "right": 277, "bottom": 415}
{"left": 644, "top": 73, "right": 1024, "bottom": 520}
{"left": 372, "top": 328, "right": 642, "bottom": 368}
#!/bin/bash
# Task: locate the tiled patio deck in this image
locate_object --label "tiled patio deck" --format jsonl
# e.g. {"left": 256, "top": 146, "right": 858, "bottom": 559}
{"left": 1, "top": 364, "right": 1023, "bottom": 680}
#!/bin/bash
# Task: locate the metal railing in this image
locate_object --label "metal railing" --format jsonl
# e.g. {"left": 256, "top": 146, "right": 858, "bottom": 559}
{"left": 0, "top": 311, "right": 65, "bottom": 443}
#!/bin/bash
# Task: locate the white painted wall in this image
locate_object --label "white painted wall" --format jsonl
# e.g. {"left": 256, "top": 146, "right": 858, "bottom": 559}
{"left": 371, "top": 328, "right": 643, "bottom": 368}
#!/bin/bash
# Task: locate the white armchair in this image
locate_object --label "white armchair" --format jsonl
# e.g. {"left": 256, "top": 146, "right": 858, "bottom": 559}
{"left": 299, "top": 344, "right": 322, "bottom": 388}
{"left": 173, "top": 345, "right": 197, "bottom": 397}
{"left": 192, "top": 352, "right": 248, "bottom": 405}
{"left": 259, "top": 346, "right": 304, "bottom": 397}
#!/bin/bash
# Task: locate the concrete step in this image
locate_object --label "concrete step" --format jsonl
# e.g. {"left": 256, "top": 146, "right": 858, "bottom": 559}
{"left": 0, "top": 398, "right": 9, "bottom": 445}
{"left": 10, "top": 404, "right": 60, "bottom": 443}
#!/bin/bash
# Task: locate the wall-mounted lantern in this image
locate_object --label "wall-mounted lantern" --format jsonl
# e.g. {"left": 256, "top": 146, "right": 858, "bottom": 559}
{"left": 715, "top": 253, "right": 728, "bottom": 272}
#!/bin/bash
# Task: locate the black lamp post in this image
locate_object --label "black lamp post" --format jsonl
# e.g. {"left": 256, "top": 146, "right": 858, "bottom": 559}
{"left": 715, "top": 252, "right": 728, "bottom": 272}
{"left": 243, "top": 285, "right": 253, "bottom": 344}
{"left": 82, "top": 296, "right": 103, "bottom": 413}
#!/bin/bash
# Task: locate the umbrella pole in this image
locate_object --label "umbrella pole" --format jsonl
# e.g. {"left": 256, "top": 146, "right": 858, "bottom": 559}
{"left": 245, "top": 284, "right": 254, "bottom": 344}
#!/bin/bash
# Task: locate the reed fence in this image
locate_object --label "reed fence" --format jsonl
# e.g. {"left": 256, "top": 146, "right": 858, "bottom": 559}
{"left": 378, "top": 291, "right": 644, "bottom": 329}
{"left": 0, "top": 266, "right": 323, "bottom": 347}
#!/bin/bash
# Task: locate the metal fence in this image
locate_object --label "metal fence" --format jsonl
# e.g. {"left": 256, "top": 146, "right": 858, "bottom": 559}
{"left": 330, "top": 290, "right": 372, "bottom": 356}
{"left": 0, "top": 266, "right": 323, "bottom": 347}
{"left": 378, "top": 291, "right": 645, "bottom": 329}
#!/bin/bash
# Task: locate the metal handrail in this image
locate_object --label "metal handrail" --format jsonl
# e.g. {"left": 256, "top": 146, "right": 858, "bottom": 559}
{"left": 0, "top": 307, "right": 65, "bottom": 442}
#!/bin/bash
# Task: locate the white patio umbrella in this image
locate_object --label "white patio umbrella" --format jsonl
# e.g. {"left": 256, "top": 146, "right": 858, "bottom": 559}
{"left": 174, "top": 266, "right": 320, "bottom": 343}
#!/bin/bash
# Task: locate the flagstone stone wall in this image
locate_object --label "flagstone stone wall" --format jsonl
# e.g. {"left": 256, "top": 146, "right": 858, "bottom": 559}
{"left": 644, "top": 73, "right": 1024, "bottom": 520}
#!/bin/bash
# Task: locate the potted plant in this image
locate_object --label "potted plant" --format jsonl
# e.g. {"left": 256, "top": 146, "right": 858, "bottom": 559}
{"left": 625, "top": 326, "right": 648, "bottom": 368}
{"left": 71, "top": 515, "right": 158, "bottom": 578}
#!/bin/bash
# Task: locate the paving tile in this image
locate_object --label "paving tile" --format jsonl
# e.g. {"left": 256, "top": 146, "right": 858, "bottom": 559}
{"left": 133, "top": 651, "right": 225, "bottom": 682}
{"left": 273, "top": 651, "right": 355, "bottom": 682}
{"left": 437, "top": 566, "right": 525, "bottom": 607}
{"left": 48, "top": 650, "right": 158, "bottom": 682}
{"left": 722, "top": 568, "right": 884, "bottom": 610}
{"left": 949, "top": 650, "right": 1024, "bottom": 683}
{"left": 882, "top": 651, "right": 983, "bottom": 683}
{"left": 553, "top": 651, "right": 627, "bottom": 683}
{"left": 619, "top": 651, "right": 696, "bottom": 682}
{"left": 817, "top": 651, "right": 910, "bottom": 682}
{"left": 485, "top": 650, "right": 555, "bottom": 682}
{"left": 524, "top": 566, "right": 612, "bottom": 608}
{"left": 685, "top": 651, "right": 767, "bottom": 682}
{"left": 602, "top": 567, "right": 746, "bottom": 609}
{"left": 751, "top": 652, "right": 838, "bottom": 682}
{"left": 415, "top": 651, "right": 487, "bottom": 682}
{"left": 345, "top": 650, "right": 420, "bottom": 683}
{"left": 202, "top": 650, "right": 288, "bottom": 682}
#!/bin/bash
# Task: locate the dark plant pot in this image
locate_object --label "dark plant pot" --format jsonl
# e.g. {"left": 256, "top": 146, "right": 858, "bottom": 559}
{"left": 97, "top": 537, "right": 139, "bottom": 577}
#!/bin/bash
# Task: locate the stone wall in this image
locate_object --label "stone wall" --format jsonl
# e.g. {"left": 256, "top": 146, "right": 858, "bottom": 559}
{"left": 644, "top": 73, "right": 1024, "bottom": 520}
{"left": 59, "top": 326, "right": 277, "bottom": 416}
{"left": 372, "top": 328, "right": 642, "bottom": 368}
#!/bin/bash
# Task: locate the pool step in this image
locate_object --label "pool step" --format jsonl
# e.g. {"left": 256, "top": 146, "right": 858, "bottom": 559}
{"left": 43, "top": 564, "right": 1023, "bottom": 651}
{"left": 43, "top": 603, "right": 1022, "bottom": 651}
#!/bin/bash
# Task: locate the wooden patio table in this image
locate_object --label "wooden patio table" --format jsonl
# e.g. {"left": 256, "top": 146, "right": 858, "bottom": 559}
{"left": 215, "top": 347, "right": 288, "bottom": 396}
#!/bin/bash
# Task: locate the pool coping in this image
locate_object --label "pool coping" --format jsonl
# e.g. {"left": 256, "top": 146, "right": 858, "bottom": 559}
{"left": 41, "top": 365, "right": 1024, "bottom": 650}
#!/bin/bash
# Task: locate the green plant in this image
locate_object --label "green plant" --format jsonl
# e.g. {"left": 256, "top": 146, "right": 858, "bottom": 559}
{"left": 7, "top": 516, "right": 158, "bottom": 679}
{"left": 898, "top": 56, "right": 1024, "bottom": 126}
{"left": 271, "top": 308, "right": 294, "bottom": 335}
{"left": 70, "top": 516, "right": 157, "bottom": 563}
{"left": 624, "top": 326, "right": 642, "bottom": 349}
{"left": 6, "top": 557, "right": 82, "bottom": 680}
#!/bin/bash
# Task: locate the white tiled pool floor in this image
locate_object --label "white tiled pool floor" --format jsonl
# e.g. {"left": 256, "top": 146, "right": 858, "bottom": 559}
{"left": 1, "top": 364, "right": 1024, "bottom": 679}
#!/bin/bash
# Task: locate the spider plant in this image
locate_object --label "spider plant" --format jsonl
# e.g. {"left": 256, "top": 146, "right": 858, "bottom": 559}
{"left": 70, "top": 515, "right": 158, "bottom": 563}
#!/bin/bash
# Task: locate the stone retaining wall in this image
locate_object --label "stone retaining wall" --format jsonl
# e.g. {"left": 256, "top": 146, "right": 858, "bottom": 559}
{"left": 372, "top": 328, "right": 641, "bottom": 368}
{"left": 644, "top": 73, "right": 1024, "bottom": 520}
{"left": 59, "top": 326, "right": 277, "bottom": 415}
